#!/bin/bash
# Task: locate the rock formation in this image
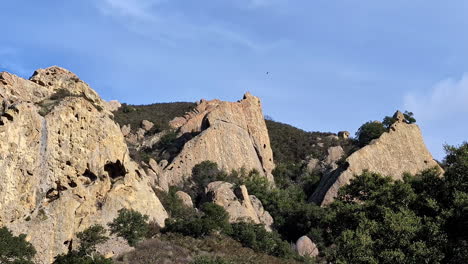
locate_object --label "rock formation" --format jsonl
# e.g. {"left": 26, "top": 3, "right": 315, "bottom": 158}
{"left": 310, "top": 114, "right": 442, "bottom": 205}
{"left": 0, "top": 67, "right": 168, "bottom": 263}
{"left": 205, "top": 181, "right": 273, "bottom": 230}
{"left": 295, "top": 236, "right": 319, "bottom": 258}
{"left": 175, "top": 191, "right": 194, "bottom": 208}
{"left": 163, "top": 93, "right": 275, "bottom": 186}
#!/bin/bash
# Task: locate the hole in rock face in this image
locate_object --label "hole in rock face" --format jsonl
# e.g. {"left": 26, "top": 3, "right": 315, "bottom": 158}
{"left": 46, "top": 188, "right": 60, "bottom": 201}
{"left": 67, "top": 177, "right": 77, "bottom": 188}
{"left": 82, "top": 169, "right": 98, "bottom": 181}
{"left": 66, "top": 161, "right": 71, "bottom": 166}
{"left": 104, "top": 160, "right": 127, "bottom": 179}
{"left": 263, "top": 144, "right": 266, "bottom": 149}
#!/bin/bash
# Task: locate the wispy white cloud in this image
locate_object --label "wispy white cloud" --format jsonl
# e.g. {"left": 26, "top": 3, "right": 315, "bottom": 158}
{"left": 404, "top": 74, "right": 468, "bottom": 120}
{"left": 96, "top": 0, "right": 163, "bottom": 19}
{"left": 94, "top": 0, "right": 279, "bottom": 51}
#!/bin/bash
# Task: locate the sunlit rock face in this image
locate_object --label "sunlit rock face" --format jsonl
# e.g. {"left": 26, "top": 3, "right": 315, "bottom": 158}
{"left": 0, "top": 67, "right": 167, "bottom": 263}
{"left": 163, "top": 92, "right": 275, "bottom": 186}
{"left": 310, "top": 115, "right": 442, "bottom": 206}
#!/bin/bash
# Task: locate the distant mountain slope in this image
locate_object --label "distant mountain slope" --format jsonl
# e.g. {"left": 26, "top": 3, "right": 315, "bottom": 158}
{"left": 113, "top": 102, "right": 357, "bottom": 165}
{"left": 113, "top": 102, "right": 197, "bottom": 132}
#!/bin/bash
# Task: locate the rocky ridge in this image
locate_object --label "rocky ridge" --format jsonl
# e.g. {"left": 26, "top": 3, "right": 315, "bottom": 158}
{"left": 310, "top": 111, "right": 442, "bottom": 205}
{"left": 162, "top": 93, "right": 275, "bottom": 186}
{"left": 0, "top": 67, "right": 167, "bottom": 263}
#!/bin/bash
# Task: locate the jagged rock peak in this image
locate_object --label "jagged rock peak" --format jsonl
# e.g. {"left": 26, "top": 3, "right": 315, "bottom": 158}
{"left": 310, "top": 120, "right": 442, "bottom": 206}
{"left": 164, "top": 93, "right": 275, "bottom": 186}
{"left": 0, "top": 68, "right": 168, "bottom": 263}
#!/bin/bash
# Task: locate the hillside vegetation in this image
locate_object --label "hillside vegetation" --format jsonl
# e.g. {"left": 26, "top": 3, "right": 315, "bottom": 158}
{"left": 113, "top": 102, "right": 196, "bottom": 132}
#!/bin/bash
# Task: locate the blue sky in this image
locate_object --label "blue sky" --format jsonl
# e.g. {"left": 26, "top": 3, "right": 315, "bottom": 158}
{"left": 1, "top": 0, "right": 467, "bottom": 160}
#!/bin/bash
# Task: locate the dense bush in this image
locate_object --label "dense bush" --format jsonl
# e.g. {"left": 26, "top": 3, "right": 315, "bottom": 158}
{"left": 266, "top": 120, "right": 355, "bottom": 164}
{"left": 0, "top": 227, "right": 36, "bottom": 264}
{"left": 355, "top": 121, "right": 387, "bottom": 147}
{"left": 242, "top": 172, "right": 325, "bottom": 242}
{"left": 108, "top": 209, "right": 150, "bottom": 246}
{"left": 230, "top": 222, "right": 295, "bottom": 258}
{"left": 53, "top": 252, "right": 113, "bottom": 264}
{"left": 163, "top": 203, "right": 231, "bottom": 238}
{"left": 53, "top": 225, "right": 111, "bottom": 264}
{"left": 113, "top": 102, "right": 196, "bottom": 133}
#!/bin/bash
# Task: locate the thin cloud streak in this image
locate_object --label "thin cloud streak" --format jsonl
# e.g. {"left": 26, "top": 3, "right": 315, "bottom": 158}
{"left": 404, "top": 74, "right": 468, "bottom": 121}
{"left": 94, "top": 0, "right": 277, "bottom": 51}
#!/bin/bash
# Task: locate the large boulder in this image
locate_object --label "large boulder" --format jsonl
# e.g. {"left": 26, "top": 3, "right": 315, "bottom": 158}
{"left": 164, "top": 93, "right": 275, "bottom": 186}
{"left": 0, "top": 67, "right": 168, "bottom": 263}
{"left": 295, "top": 236, "right": 319, "bottom": 258}
{"left": 205, "top": 181, "right": 273, "bottom": 230}
{"left": 310, "top": 115, "right": 442, "bottom": 205}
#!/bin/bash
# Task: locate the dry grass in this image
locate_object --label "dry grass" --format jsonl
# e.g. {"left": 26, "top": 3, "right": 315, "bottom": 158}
{"left": 114, "top": 233, "right": 305, "bottom": 264}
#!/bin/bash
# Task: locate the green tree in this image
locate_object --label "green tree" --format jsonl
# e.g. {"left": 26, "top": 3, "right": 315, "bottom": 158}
{"left": 355, "top": 121, "right": 387, "bottom": 147}
{"left": 53, "top": 225, "right": 111, "bottom": 264}
{"left": 108, "top": 208, "right": 149, "bottom": 246}
{"left": 53, "top": 252, "right": 113, "bottom": 264}
{"left": 0, "top": 227, "right": 36, "bottom": 264}
{"left": 77, "top": 225, "right": 108, "bottom": 256}
{"left": 163, "top": 203, "right": 231, "bottom": 238}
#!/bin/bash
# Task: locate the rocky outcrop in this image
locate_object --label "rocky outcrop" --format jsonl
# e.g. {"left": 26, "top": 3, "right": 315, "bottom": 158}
{"left": 295, "top": 236, "right": 319, "bottom": 258}
{"left": 205, "top": 181, "right": 273, "bottom": 230}
{"left": 0, "top": 67, "right": 168, "bottom": 263}
{"left": 163, "top": 93, "right": 275, "bottom": 186}
{"left": 175, "top": 191, "right": 194, "bottom": 208}
{"left": 310, "top": 114, "right": 442, "bottom": 205}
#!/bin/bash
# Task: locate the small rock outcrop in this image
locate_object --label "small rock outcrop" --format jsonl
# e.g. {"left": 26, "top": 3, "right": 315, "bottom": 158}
{"left": 175, "top": 191, "right": 194, "bottom": 208}
{"left": 338, "top": 131, "right": 350, "bottom": 139}
{"left": 164, "top": 93, "right": 275, "bottom": 186}
{"left": 205, "top": 181, "right": 273, "bottom": 230}
{"left": 0, "top": 67, "right": 168, "bottom": 263}
{"left": 295, "top": 236, "right": 319, "bottom": 258}
{"left": 310, "top": 114, "right": 442, "bottom": 205}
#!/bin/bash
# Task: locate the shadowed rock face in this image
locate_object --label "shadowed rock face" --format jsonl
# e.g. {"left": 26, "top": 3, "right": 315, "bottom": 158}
{"left": 164, "top": 93, "right": 275, "bottom": 186}
{"left": 310, "top": 118, "right": 442, "bottom": 206}
{"left": 0, "top": 67, "right": 167, "bottom": 263}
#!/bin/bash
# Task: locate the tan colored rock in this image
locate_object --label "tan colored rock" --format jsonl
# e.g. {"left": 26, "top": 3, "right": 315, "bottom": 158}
{"left": 295, "top": 236, "right": 319, "bottom": 258}
{"left": 205, "top": 181, "right": 273, "bottom": 230}
{"left": 310, "top": 117, "right": 442, "bottom": 205}
{"left": 121, "top": 124, "right": 131, "bottom": 137}
{"left": 141, "top": 120, "right": 154, "bottom": 131}
{"left": 175, "top": 191, "right": 194, "bottom": 208}
{"left": 165, "top": 93, "right": 275, "bottom": 185}
{"left": 96, "top": 235, "right": 133, "bottom": 259}
{"left": 338, "top": 131, "right": 350, "bottom": 139}
{"left": 306, "top": 158, "right": 320, "bottom": 173}
{"left": 324, "top": 146, "right": 344, "bottom": 166}
{"left": 0, "top": 67, "right": 168, "bottom": 263}
{"left": 106, "top": 100, "right": 121, "bottom": 112}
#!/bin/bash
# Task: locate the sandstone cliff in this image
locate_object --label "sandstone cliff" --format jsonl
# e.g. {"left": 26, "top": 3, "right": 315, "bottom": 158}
{"left": 0, "top": 67, "right": 167, "bottom": 263}
{"left": 162, "top": 93, "right": 275, "bottom": 186}
{"left": 205, "top": 181, "right": 273, "bottom": 230}
{"left": 310, "top": 114, "right": 442, "bottom": 205}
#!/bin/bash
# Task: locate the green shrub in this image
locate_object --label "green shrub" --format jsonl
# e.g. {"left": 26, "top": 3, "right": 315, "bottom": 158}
{"left": 108, "top": 209, "right": 149, "bottom": 246}
{"left": 163, "top": 203, "right": 231, "bottom": 238}
{"left": 157, "top": 187, "right": 197, "bottom": 219}
{"left": 77, "top": 225, "right": 109, "bottom": 255}
{"left": 53, "top": 225, "right": 111, "bottom": 264}
{"left": 230, "top": 222, "right": 294, "bottom": 258}
{"left": 53, "top": 252, "right": 113, "bottom": 264}
{"left": 355, "top": 121, "right": 387, "bottom": 147}
{"left": 0, "top": 227, "right": 36, "bottom": 264}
